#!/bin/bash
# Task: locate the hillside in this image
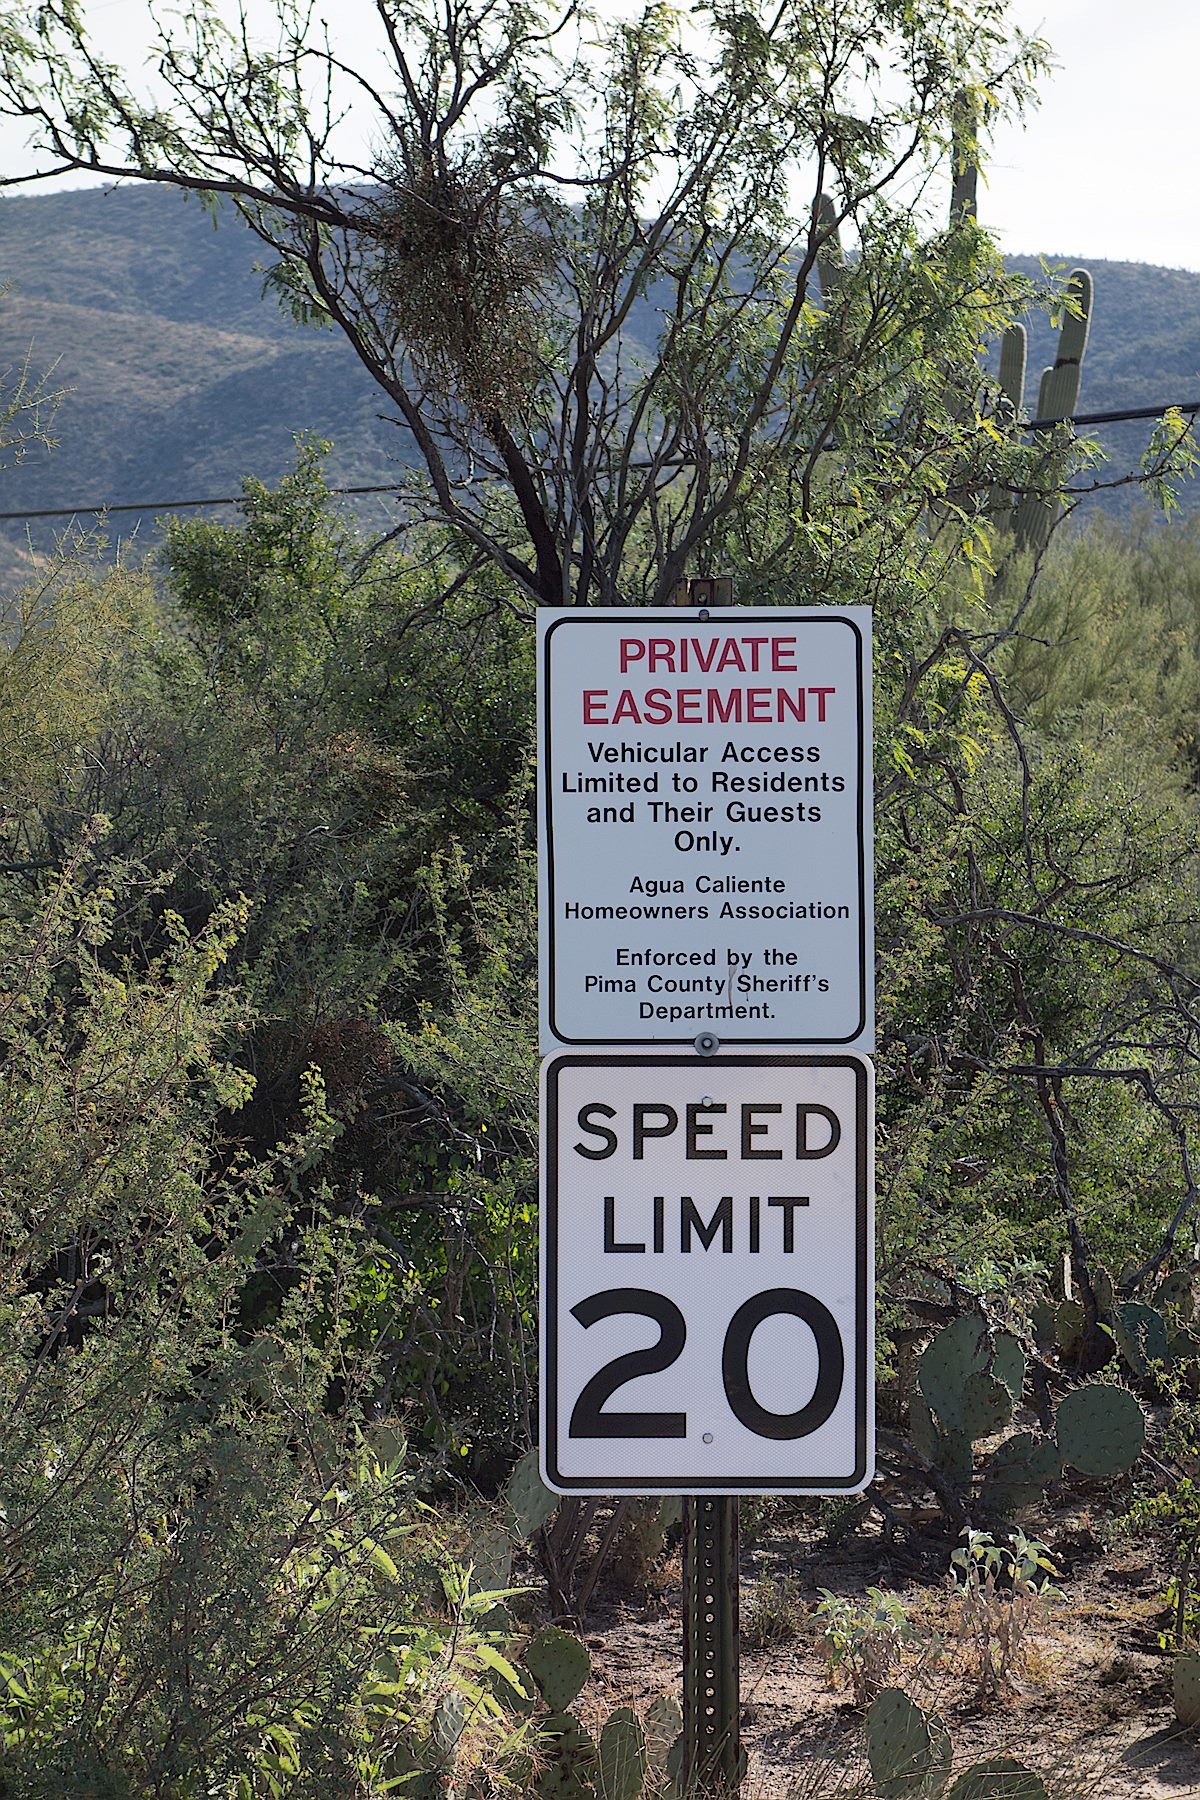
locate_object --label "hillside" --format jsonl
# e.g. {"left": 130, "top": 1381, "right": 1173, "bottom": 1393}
{"left": 0, "top": 187, "right": 1197, "bottom": 585}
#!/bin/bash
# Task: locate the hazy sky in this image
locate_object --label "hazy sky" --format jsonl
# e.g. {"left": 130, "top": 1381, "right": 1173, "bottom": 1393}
{"left": 4, "top": 0, "right": 1199, "bottom": 273}
{"left": 983, "top": 0, "right": 1200, "bottom": 271}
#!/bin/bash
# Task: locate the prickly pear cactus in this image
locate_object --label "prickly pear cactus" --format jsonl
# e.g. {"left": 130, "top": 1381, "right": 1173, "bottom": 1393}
{"left": 1156, "top": 1268, "right": 1196, "bottom": 1321}
{"left": 980, "top": 1432, "right": 1061, "bottom": 1516}
{"left": 537, "top": 1711, "right": 599, "bottom": 1799}
{"left": 644, "top": 1692, "right": 683, "bottom": 1792}
{"left": 464, "top": 1524, "right": 514, "bottom": 1595}
{"left": 992, "top": 1334, "right": 1025, "bottom": 1403}
{"left": 1030, "top": 1300, "right": 1057, "bottom": 1357}
{"left": 1054, "top": 1298, "right": 1086, "bottom": 1360}
{"left": 1054, "top": 1382, "right": 1145, "bottom": 1478}
{"left": 523, "top": 1625, "right": 591, "bottom": 1713}
{"left": 958, "top": 1372, "right": 1014, "bottom": 1440}
{"left": 1174, "top": 1651, "right": 1200, "bottom": 1727}
{"left": 865, "top": 1688, "right": 952, "bottom": 1799}
{"left": 918, "top": 1315, "right": 989, "bottom": 1431}
{"left": 434, "top": 1690, "right": 466, "bottom": 1761}
{"left": 948, "top": 1757, "right": 1048, "bottom": 1799}
{"left": 1114, "top": 1301, "right": 1169, "bottom": 1377}
{"left": 597, "top": 1707, "right": 646, "bottom": 1800}
{"left": 506, "top": 1447, "right": 559, "bottom": 1543}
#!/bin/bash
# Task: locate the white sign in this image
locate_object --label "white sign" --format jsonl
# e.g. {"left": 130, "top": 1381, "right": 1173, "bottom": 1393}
{"left": 540, "top": 1052, "right": 873, "bottom": 1495}
{"left": 538, "top": 608, "right": 873, "bottom": 1053}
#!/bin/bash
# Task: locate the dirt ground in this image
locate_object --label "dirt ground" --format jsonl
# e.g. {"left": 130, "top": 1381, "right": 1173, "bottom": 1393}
{"left": 565, "top": 1492, "right": 1200, "bottom": 1799}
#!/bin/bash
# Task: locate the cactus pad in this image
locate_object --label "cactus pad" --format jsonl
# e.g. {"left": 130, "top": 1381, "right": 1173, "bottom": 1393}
{"left": 506, "top": 1448, "right": 559, "bottom": 1542}
{"left": 959, "top": 1371, "right": 1014, "bottom": 1441}
{"left": 1055, "top": 1383, "right": 1145, "bottom": 1478}
{"left": 992, "top": 1334, "right": 1025, "bottom": 1404}
{"left": 1155, "top": 1269, "right": 1196, "bottom": 1321}
{"left": 434, "top": 1690, "right": 466, "bottom": 1759}
{"left": 980, "top": 1431, "right": 1061, "bottom": 1515}
{"left": 537, "top": 1712, "right": 598, "bottom": 1799}
{"left": 908, "top": 1393, "right": 939, "bottom": 1462}
{"left": 523, "top": 1625, "right": 591, "bottom": 1712}
{"left": 948, "top": 1757, "right": 1048, "bottom": 1800}
{"left": 465, "top": 1524, "right": 514, "bottom": 1595}
{"left": 918, "top": 1314, "right": 989, "bottom": 1431}
{"left": 1174, "top": 1651, "right": 1200, "bottom": 1727}
{"left": 1055, "top": 1299, "right": 1085, "bottom": 1359}
{"left": 865, "top": 1688, "right": 952, "bottom": 1799}
{"left": 1030, "top": 1301, "right": 1057, "bottom": 1357}
{"left": 940, "top": 1425, "right": 975, "bottom": 1484}
{"left": 597, "top": 1707, "right": 646, "bottom": 1800}
{"left": 1115, "top": 1302, "right": 1168, "bottom": 1375}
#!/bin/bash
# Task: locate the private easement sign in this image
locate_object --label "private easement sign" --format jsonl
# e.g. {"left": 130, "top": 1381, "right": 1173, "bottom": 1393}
{"left": 537, "top": 608, "right": 873, "bottom": 1052}
{"left": 539, "top": 1051, "right": 874, "bottom": 1494}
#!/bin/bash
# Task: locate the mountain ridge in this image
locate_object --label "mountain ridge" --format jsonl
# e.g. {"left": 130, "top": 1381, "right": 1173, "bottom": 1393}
{"left": 1, "top": 188, "right": 1197, "bottom": 583}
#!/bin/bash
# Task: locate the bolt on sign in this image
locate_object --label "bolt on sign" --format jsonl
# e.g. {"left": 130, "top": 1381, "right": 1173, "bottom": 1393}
{"left": 537, "top": 608, "right": 873, "bottom": 1052}
{"left": 540, "top": 1051, "right": 874, "bottom": 1495}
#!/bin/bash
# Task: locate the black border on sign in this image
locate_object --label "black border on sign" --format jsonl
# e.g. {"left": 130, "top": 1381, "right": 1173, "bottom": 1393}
{"left": 542, "top": 1052, "right": 872, "bottom": 1493}
{"left": 540, "top": 611, "right": 870, "bottom": 1047}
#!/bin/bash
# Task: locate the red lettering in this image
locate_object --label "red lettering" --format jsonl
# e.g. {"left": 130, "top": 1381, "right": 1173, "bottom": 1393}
{"left": 583, "top": 689, "right": 608, "bottom": 723}
{"left": 612, "top": 689, "right": 642, "bottom": 723}
{"left": 771, "top": 637, "right": 798, "bottom": 672}
{"left": 810, "top": 686, "right": 835, "bottom": 721}
{"left": 644, "top": 687, "right": 675, "bottom": 723}
{"left": 707, "top": 689, "right": 743, "bottom": 723}
{"left": 746, "top": 687, "right": 772, "bottom": 721}
{"left": 647, "top": 638, "right": 677, "bottom": 672}
{"left": 619, "top": 639, "right": 646, "bottom": 674}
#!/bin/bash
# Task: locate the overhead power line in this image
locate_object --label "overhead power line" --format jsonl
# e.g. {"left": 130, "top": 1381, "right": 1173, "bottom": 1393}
{"left": 0, "top": 401, "right": 1196, "bottom": 525}
{"left": 0, "top": 480, "right": 405, "bottom": 523}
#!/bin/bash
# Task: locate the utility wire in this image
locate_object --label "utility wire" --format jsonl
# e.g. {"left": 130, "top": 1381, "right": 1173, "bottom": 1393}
{"left": 0, "top": 401, "right": 1196, "bottom": 524}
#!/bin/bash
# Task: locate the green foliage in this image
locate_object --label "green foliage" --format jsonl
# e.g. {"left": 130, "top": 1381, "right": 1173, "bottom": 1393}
{"left": 742, "top": 1573, "right": 809, "bottom": 1650}
{"left": 814, "top": 1587, "right": 924, "bottom": 1707}
{"left": 0, "top": 840, "right": 530, "bottom": 1794}
{"left": 948, "top": 1530, "right": 1061, "bottom": 1700}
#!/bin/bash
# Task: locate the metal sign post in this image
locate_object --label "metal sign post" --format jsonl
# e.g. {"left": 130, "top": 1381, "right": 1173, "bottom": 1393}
{"left": 683, "top": 1494, "right": 741, "bottom": 1792}
{"left": 680, "top": 578, "right": 740, "bottom": 1800}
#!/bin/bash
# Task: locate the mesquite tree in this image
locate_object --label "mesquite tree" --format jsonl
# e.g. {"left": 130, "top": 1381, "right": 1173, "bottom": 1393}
{"left": 0, "top": 0, "right": 1047, "bottom": 605}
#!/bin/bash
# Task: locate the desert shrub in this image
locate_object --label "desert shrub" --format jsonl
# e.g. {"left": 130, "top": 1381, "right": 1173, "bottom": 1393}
{"left": 0, "top": 836, "right": 528, "bottom": 1795}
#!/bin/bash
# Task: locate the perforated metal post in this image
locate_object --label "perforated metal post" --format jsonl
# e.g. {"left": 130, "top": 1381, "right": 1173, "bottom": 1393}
{"left": 674, "top": 571, "right": 741, "bottom": 1793}
{"left": 682, "top": 1496, "right": 740, "bottom": 1792}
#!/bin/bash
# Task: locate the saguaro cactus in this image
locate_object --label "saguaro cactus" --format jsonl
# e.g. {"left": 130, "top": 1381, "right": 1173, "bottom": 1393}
{"left": 1011, "top": 267, "right": 1093, "bottom": 553}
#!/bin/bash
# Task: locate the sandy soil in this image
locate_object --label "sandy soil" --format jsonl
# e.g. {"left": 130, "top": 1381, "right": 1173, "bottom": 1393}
{"left": 563, "top": 1495, "right": 1200, "bottom": 1799}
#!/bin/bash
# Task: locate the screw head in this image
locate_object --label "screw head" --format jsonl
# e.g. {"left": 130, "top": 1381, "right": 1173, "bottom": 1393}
{"left": 694, "top": 1032, "right": 720, "bottom": 1057}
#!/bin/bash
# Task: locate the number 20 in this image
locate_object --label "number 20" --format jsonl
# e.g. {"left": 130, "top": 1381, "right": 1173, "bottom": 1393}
{"left": 567, "top": 1286, "right": 844, "bottom": 1441}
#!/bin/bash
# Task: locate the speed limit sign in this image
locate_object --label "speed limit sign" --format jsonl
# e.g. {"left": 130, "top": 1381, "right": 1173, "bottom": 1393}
{"left": 540, "top": 1051, "right": 873, "bottom": 1494}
